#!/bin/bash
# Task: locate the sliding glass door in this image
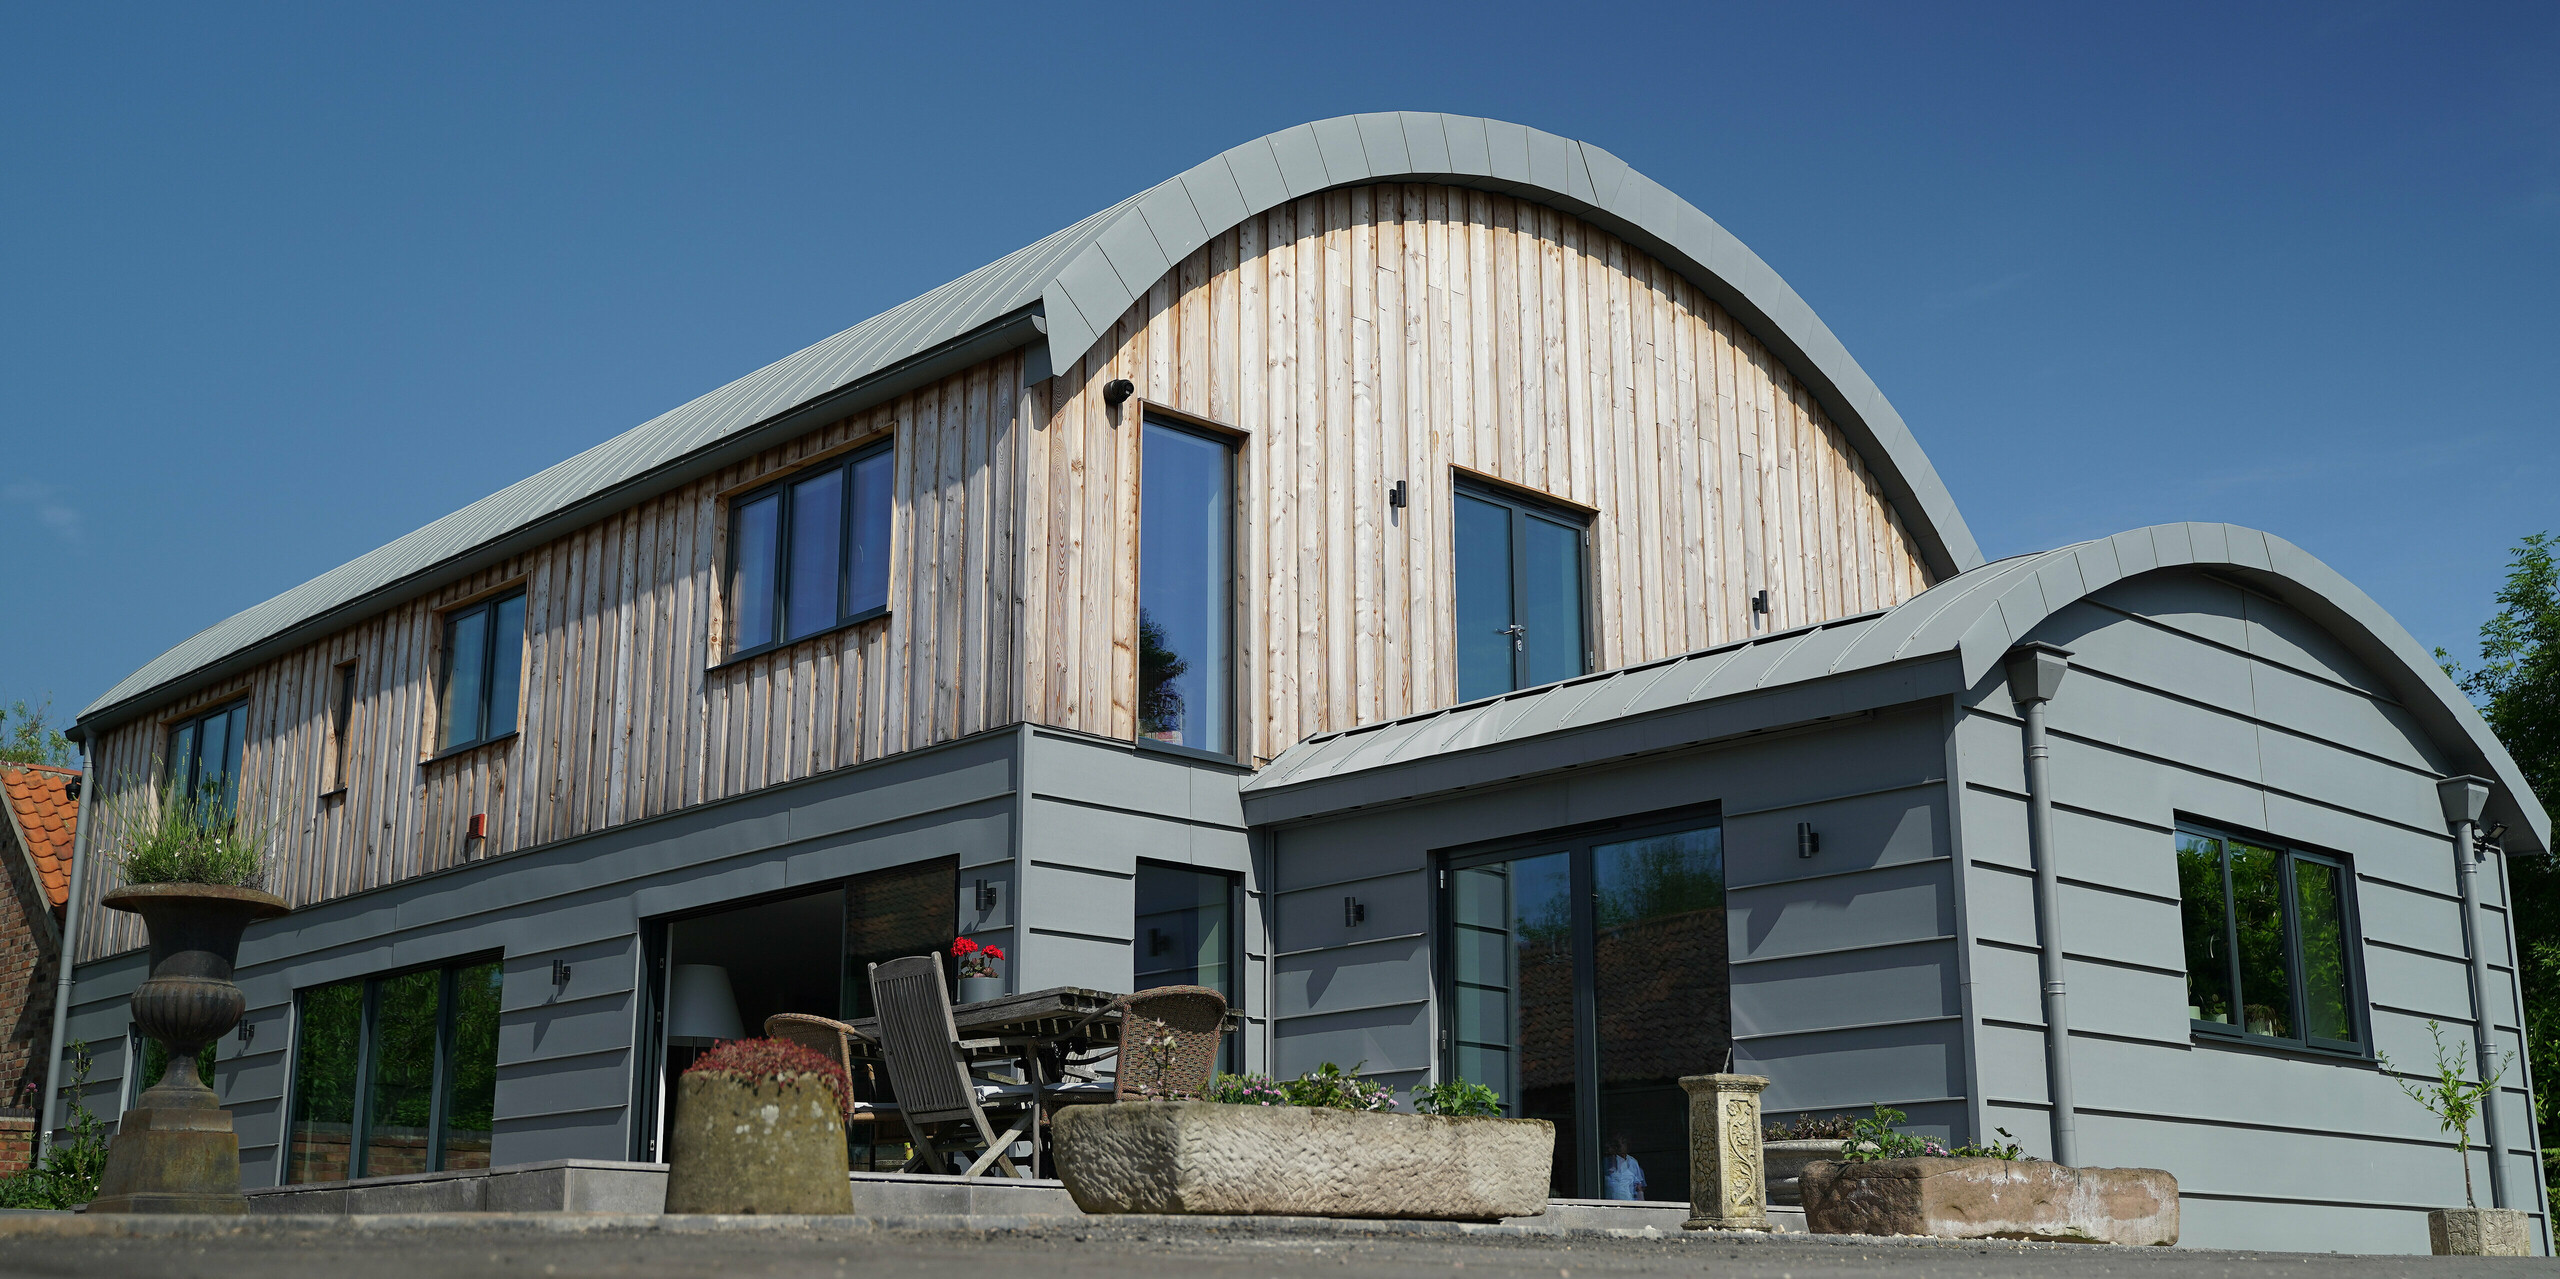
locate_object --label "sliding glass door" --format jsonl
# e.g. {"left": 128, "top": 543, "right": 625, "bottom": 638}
{"left": 1441, "top": 814, "right": 1725, "bottom": 1202}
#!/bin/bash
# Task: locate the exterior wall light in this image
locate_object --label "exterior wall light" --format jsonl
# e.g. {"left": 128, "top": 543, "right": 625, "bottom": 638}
{"left": 1103, "top": 378, "right": 1136, "bottom": 407}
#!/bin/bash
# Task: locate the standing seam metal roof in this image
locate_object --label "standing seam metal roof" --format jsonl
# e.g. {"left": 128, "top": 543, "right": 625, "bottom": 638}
{"left": 84, "top": 112, "right": 1980, "bottom": 732}
{"left": 1244, "top": 522, "right": 2549, "bottom": 857}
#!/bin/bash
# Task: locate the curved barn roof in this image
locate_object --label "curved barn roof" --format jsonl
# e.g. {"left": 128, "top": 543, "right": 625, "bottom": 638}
{"left": 1246, "top": 522, "right": 2549, "bottom": 857}
{"left": 80, "top": 112, "right": 1979, "bottom": 736}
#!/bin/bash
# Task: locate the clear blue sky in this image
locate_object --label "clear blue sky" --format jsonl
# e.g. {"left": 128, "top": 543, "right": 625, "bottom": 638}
{"left": 5, "top": 3, "right": 2554, "bottom": 753}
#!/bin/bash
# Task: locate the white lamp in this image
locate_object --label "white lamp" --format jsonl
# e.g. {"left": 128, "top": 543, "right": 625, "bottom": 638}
{"left": 667, "top": 964, "right": 745, "bottom": 1043}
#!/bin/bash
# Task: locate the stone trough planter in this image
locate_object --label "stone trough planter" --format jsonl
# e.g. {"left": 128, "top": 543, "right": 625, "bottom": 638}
{"left": 1053, "top": 1101, "right": 1553, "bottom": 1220}
{"left": 1762, "top": 1139, "right": 1848, "bottom": 1205}
{"left": 1801, "top": 1158, "right": 2178, "bottom": 1246}
{"left": 2429, "top": 1207, "right": 2532, "bottom": 1256}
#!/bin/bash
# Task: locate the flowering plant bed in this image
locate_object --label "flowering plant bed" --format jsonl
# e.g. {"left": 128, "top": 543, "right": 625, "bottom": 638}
{"left": 949, "top": 937, "right": 1004, "bottom": 980}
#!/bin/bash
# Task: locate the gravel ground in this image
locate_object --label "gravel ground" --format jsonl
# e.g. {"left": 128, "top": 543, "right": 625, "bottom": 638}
{"left": 0, "top": 1217, "right": 2538, "bottom": 1279}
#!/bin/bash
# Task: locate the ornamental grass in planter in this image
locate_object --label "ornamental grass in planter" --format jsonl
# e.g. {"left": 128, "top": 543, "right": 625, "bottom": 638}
{"left": 662, "top": 1038, "right": 852, "bottom": 1215}
{"left": 1054, "top": 1064, "right": 1551, "bottom": 1221}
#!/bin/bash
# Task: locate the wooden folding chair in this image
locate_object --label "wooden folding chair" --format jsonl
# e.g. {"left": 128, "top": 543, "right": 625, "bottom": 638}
{"left": 866, "top": 954, "right": 1036, "bottom": 1179}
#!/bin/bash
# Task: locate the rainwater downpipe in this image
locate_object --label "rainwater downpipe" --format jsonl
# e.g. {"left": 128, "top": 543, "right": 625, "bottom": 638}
{"left": 2434, "top": 775, "right": 2510, "bottom": 1210}
{"left": 2005, "top": 642, "right": 2078, "bottom": 1167}
{"left": 36, "top": 767, "right": 96, "bottom": 1160}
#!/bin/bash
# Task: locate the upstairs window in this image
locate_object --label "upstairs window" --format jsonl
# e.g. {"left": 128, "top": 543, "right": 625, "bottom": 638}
{"left": 1136, "top": 417, "right": 1236, "bottom": 758}
{"left": 437, "top": 590, "right": 525, "bottom": 754}
{"left": 2176, "top": 824, "right": 2364, "bottom": 1055}
{"left": 1453, "top": 482, "right": 1590, "bottom": 702}
{"left": 167, "top": 700, "right": 249, "bottom": 814}
{"left": 727, "top": 440, "right": 895, "bottom": 658}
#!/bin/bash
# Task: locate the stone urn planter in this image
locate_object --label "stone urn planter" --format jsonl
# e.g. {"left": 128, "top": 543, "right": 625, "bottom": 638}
{"left": 88, "top": 883, "right": 291, "bottom": 1214}
{"left": 1054, "top": 1101, "right": 1553, "bottom": 1220}
{"left": 2429, "top": 1207, "right": 2532, "bottom": 1256}
{"left": 662, "top": 1038, "right": 852, "bottom": 1215}
{"left": 1763, "top": 1139, "right": 1848, "bottom": 1205}
{"left": 1801, "top": 1158, "right": 2179, "bottom": 1245}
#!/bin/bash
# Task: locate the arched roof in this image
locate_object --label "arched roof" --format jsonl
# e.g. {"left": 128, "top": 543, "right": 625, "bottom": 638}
{"left": 79, "top": 113, "right": 1977, "bottom": 736}
{"left": 1249, "top": 522, "right": 2548, "bottom": 857}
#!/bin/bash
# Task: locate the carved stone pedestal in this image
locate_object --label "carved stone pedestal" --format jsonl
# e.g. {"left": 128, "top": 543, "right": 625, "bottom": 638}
{"left": 87, "top": 1088, "right": 247, "bottom": 1214}
{"left": 1679, "top": 1073, "right": 1769, "bottom": 1231}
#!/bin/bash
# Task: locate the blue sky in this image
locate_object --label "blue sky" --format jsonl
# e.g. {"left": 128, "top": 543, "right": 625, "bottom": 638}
{"left": 4, "top": 2, "right": 2554, "bottom": 751}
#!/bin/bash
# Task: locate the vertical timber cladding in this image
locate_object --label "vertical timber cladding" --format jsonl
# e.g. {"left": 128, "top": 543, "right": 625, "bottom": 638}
{"left": 1022, "top": 184, "right": 1937, "bottom": 764}
{"left": 70, "top": 353, "right": 1029, "bottom": 963}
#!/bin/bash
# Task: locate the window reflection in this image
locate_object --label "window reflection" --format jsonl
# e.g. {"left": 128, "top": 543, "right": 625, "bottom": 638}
{"left": 1137, "top": 420, "right": 1234, "bottom": 755}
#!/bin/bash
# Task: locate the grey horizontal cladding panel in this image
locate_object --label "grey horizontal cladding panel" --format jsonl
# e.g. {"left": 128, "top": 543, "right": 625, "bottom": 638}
{"left": 783, "top": 802, "right": 1012, "bottom": 887}
{"left": 1730, "top": 939, "right": 1957, "bottom": 1038}
{"left": 2175, "top": 1195, "right": 2427, "bottom": 1256}
{"left": 2038, "top": 602, "right": 2255, "bottom": 714}
{"left": 2242, "top": 588, "right": 2396, "bottom": 699}
{"left": 1025, "top": 928, "right": 1135, "bottom": 995}
{"left": 492, "top": 1106, "right": 625, "bottom": 1167}
{"left": 2066, "top": 1106, "right": 2495, "bottom": 1227}
{"left": 1271, "top": 1000, "right": 1430, "bottom": 1080}
{"left": 1966, "top": 868, "right": 2184, "bottom": 973}
{"left": 1274, "top": 935, "right": 1430, "bottom": 1020}
{"left": 1022, "top": 860, "right": 1134, "bottom": 940}
{"left": 1028, "top": 731, "right": 1247, "bottom": 829}
{"left": 499, "top": 991, "right": 637, "bottom": 1065}
{"left": 1277, "top": 870, "right": 1428, "bottom": 956}
{"left": 493, "top": 1048, "right": 631, "bottom": 1123}
{"left": 1269, "top": 818, "right": 1432, "bottom": 896}
{"left": 2365, "top": 943, "right": 2476, "bottom": 1022}
{"left": 2050, "top": 665, "right": 2265, "bottom": 786}
{"left": 1967, "top": 944, "right": 2044, "bottom": 1033}
{"left": 1725, "top": 787, "right": 1947, "bottom": 892}
{"left": 2255, "top": 724, "right": 2442, "bottom": 831}
{"left": 1728, "top": 858, "right": 1952, "bottom": 963}
{"left": 215, "top": 1052, "right": 291, "bottom": 1106}
{"left": 784, "top": 747, "right": 1016, "bottom": 844}
{"left": 2249, "top": 659, "right": 2444, "bottom": 776}
{"left": 1738, "top": 1019, "right": 1964, "bottom": 1115}
{"left": 1023, "top": 798, "right": 1238, "bottom": 880}
{"left": 2356, "top": 877, "right": 2466, "bottom": 956}
{"left": 2043, "top": 732, "right": 2270, "bottom": 842}
{"left": 2255, "top": 793, "right": 2457, "bottom": 898}
{"left": 500, "top": 930, "right": 639, "bottom": 980}
{"left": 2090, "top": 571, "right": 2253, "bottom": 653}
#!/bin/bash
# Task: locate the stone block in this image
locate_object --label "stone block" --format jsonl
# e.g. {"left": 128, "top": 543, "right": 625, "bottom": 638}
{"left": 1054, "top": 1101, "right": 1552, "bottom": 1220}
{"left": 662, "top": 1073, "right": 851, "bottom": 1215}
{"left": 2429, "top": 1208, "right": 2533, "bottom": 1256}
{"left": 1800, "top": 1158, "right": 2177, "bottom": 1246}
{"left": 84, "top": 1104, "right": 246, "bottom": 1215}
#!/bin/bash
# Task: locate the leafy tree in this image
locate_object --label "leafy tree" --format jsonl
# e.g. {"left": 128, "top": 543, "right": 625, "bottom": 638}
{"left": 0, "top": 697, "right": 75, "bottom": 767}
{"left": 2443, "top": 532, "right": 2559, "bottom": 1190}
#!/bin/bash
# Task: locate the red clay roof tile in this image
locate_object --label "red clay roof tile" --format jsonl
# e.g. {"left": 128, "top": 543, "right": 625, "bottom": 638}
{"left": 1, "top": 763, "right": 80, "bottom": 909}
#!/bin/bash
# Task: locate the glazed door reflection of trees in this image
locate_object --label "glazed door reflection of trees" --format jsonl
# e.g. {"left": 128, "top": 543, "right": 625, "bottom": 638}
{"left": 1442, "top": 815, "right": 1725, "bottom": 1202}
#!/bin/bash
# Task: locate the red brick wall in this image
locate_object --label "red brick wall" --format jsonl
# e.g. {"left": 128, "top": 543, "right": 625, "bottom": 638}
{"left": 0, "top": 1111, "right": 31, "bottom": 1176}
{"left": 0, "top": 823, "right": 60, "bottom": 1121}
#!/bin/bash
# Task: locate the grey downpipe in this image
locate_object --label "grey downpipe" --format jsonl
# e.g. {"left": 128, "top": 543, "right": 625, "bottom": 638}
{"left": 35, "top": 768, "right": 96, "bottom": 1159}
{"left": 2435, "top": 776, "right": 2510, "bottom": 1210}
{"left": 2005, "top": 642, "right": 2077, "bottom": 1167}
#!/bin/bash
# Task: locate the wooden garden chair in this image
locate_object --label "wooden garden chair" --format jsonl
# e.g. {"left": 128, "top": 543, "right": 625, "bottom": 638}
{"left": 866, "top": 954, "right": 1037, "bottom": 1179}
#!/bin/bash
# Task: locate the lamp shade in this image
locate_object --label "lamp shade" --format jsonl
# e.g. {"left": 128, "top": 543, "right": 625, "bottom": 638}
{"left": 667, "top": 964, "right": 745, "bottom": 1042}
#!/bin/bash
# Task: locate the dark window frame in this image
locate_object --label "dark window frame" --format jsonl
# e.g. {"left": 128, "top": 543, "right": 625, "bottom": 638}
{"left": 1132, "top": 858, "right": 1246, "bottom": 1073}
{"left": 281, "top": 953, "right": 503, "bottom": 1184}
{"left": 1451, "top": 476, "right": 1594, "bottom": 700}
{"left": 165, "top": 698, "right": 250, "bottom": 814}
{"left": 1434, "top": 803, "right": 1722, "bottom": 1198}
{"left": 434, "top": 588, "right": 526, "bottom": 757}
{"left": 2176, "top": 819, "right": 2370, "bottom": 1059}
{"left": 1133, "top": 411, "right": 1241, "bottom": 763}
{"left": 723, "top": 437, "right": 896, "bottom": 664}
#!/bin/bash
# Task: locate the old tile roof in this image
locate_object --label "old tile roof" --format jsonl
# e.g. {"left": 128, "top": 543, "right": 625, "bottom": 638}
{"left": 1, "top": 763, "right": 79, "bottom": 908}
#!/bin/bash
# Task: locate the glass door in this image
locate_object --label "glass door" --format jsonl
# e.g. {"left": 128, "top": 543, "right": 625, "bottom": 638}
{"left": 1133, "top": 861, "right": 1243, "bottom": 1072}
{"left": 1441, "top": 814, "right": 1725, "bottom": 1202}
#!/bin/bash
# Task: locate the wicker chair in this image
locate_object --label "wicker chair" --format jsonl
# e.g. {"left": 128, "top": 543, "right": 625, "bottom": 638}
{"left": 1069, "top": 985, "right": 1230, "bottom": 1102}
{"left": 866, "top": 954, "right": 1036, "bottom": 1178}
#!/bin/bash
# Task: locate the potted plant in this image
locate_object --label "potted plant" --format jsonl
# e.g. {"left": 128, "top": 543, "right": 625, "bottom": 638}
{"left": 662, "top": 1037, "right": 853, "bottom": 1215}
{"left": 1053, "top": 1064, "right": 1552, "bottom": 1221}
{"left": 950, "top": 936, "right": 1005, "bottom": 1005}
{"left": 2379, "top": 1020, "right": 2530, "bottom": 1256}
{"left": 87, "top": 783, "right": 289, "bottom": 1214}
{"left": 1760, "top": 1112, "right": 1856, "bottom": 1206}
{"left": 1799, "top": 1105, "right": 2179, "bottom": 1245}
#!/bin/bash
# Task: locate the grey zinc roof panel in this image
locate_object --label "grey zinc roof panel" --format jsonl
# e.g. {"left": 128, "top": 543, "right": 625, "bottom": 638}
{"left": 1178, "top": 161, "right": 1250, "bottom": 241}
{"left": 1354, "top": 113, "right": 1412, "bottom": 177}
{"left": 1310, "top": 115, "right": 1371, "bottom": 184}
{"left": 1266, "top": 124, "right": 1331, "bottom": 198}
{"left": 1221, "top": 139, "right": 1292, "bottom": 213}
{"left": 1137, "top": 183, "right": 1211, "bottom": 268}
{"left": 1443, "top": 115, "right": 1493, "bottom": 176}
{"left": 1579, "top": 142, "right": 1630, "bottom": 210}
{"left": 1397, "top": 112, "right": 1452, "bottom": 175}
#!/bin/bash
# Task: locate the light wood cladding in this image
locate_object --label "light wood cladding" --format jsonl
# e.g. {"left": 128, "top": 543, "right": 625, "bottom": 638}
{"left": 1021, "top": 184, "right": 1932, "bottom": 763}
{"left": 72, "top": 185, "right": 1933, "bottom": 959}
{"left": 72, "top": 354, "right": 1027, "bottom": 960}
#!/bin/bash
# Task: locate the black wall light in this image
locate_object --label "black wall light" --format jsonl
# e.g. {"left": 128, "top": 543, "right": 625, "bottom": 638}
{"left": 975, "top": 878, "right": 1000, "bottom": 912}
{"left": 1344, "top": 896, "right": 1366, "bottom": 927}
{"left": 1103, "top": 378, "right": 1136, "bottom": 408}
{"left": 1388, "top": 480, "right": 1408, "bottom": 508}
{"left": 1797, "top": 822, "right": 1820, "bottom": 858}
{"left": 1753, "top": 589, "right": 1771, "bottom": 616}
{"left": 551, "top": 958, "right": 573, "bottom": 990}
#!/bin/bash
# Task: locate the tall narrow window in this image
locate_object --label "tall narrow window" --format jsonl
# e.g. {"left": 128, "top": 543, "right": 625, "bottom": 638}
{"left": 285, "top": 957, "right": 502, "bottom": 1183}
{"left": 1133, "top": 861, "right": 1242, "bottom": 1072}
{"left": 166, "top": 700, "right": 249, "bottom": 814}
{"left": 1442, "top": 814, "right": 1723, "bottom": 1202}
{"left": 2176, "top": 823, "right": 2364, "bottom": 1055}
{"left": 437, "top": 590, "right": 525, "bottom": 753}
{"left": 1136, "top": 418, "right": 1235, "bottom": 757}
{"left": 726, "top": 440, "right": 895, "bottom": 659}
{"left": 324, "top": 662, "right": 358, "bottom": 794}
{"left": 1453, "top": 483, "right": 1590, "bottom": 702}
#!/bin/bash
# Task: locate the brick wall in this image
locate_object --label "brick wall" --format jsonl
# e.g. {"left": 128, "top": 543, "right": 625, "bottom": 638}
{"left": 0, "top": 822, "right": 61, "bottom": 1121}
{"left": 0, "top": 1110, "right": 31, "bottom": 1176}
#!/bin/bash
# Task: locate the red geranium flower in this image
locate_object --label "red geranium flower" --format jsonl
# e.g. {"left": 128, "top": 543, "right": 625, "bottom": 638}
{"left": 950, "top": 937, "right": 980, "bottom": 956}
{"left": 982, "top": 946, "right": 1005, "bottom": 961}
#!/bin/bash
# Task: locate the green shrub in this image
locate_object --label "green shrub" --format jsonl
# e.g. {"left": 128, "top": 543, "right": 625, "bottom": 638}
{"left": 1279, "top": 1061, "right": 1397, "bottom": 1112}
{"left": 0, "top": 1042, "right": 108, "bottom": 1209}
{"left": 1837, "top": 1104, "right": 2025, "bottom": 1162}
{"left": 115, "top": 780, "right": 266, "bottom": 888}
{"left": 1410, "top": 1078, "right": 1502, "bottom": 1117}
